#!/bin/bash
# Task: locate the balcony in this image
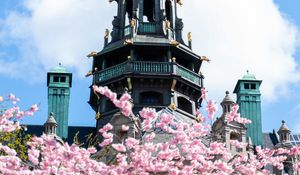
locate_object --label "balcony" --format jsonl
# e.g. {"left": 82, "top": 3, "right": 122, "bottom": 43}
{"left": 94, "top": 61, "right": 203, "bottom": 87}
{"left": 139, "top": 22, "right": 156, "bottom": 33}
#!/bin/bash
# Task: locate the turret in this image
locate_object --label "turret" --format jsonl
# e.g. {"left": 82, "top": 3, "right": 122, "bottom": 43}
{"left": 47, "top": 63, "right": 72, "bottom": 139}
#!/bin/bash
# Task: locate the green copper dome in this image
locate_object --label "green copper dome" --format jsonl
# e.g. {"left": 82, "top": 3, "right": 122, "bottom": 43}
{"left": 50, "top": 63, "right": 68, "bottom": 73}
{"left": 242, "top": 70, "right": 256, "bottom": 80}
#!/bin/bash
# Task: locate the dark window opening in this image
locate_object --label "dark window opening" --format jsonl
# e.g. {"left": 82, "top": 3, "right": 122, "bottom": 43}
{"left": 230, "top": 133, "right": 240, "bottom": 140}
{"left": 105, "top": 99, "right": 116, "bottom": 112}
{"left": 53, "top": 76, "right": 59, "bottom": 82}
{"left": 125, "top": 0, "right": 133, "bottom": 25}
{"left": 251, "top": 84, "right": 256, "bottom": 89}
{"left": 165, "top": 0, "right": 172, "bottom": 21}
{"left": 140, "top": 91, "right": 163, "bottom": 105}
{"left": 60, "top": 77, "right": 66, "bottom": 82}
{"left": 143, "top": 0, "right": 155, "bottom": 22}
{"left": 178, "top": 97, "right": 193, "bottom": 114}
{"left": 244, "top": 83, "right": 250, "bottom": 89}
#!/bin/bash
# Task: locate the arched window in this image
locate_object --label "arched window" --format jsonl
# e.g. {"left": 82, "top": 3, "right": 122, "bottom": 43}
{"left": 140, "top": 91, "right": 163, "bottom": 105}
{"left": 177, "top": 97, "right": 193, "bottom": 114}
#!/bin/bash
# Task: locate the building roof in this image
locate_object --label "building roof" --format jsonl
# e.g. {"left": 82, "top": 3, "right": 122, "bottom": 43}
{"left": 49, "top": 63, "right": 68, "bottom": 73}
{"left": 26, "top": 125, "right": 96, "bottom": 146}
{"left": 221, "top": 91, "right": 235, "bottom": 104}
{"left": 278, "top": 120, "right": 290, "bottom": 132}
{"left": 242, "top": 70, "right": 257, "bottom": 80}
{"left": 45, "top": 112, "right": 57, "bottom": 125}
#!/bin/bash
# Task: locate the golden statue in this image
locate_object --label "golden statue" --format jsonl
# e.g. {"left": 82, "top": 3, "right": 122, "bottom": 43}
{"left": 166, "top": 20, "right": 171, "bottom": 30}
{"left": 187, "top": 32, "right": 192, "bottom": 42}
{"left": 104, "top": 29, "right": 109, "bottom": 39}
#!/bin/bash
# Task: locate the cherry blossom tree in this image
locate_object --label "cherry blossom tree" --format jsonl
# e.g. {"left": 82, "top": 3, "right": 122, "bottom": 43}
{"left": 0, "top": 88, "right": 300, "bottom": 174}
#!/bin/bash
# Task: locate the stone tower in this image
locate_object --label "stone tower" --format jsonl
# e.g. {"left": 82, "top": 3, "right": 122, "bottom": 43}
{"left": 233, "top": 71, "right": 262, "bottom": 146}
{"left": 88, "top": 0, "right": 204, "bottom": 129}
{"left": 212, "top": 91, "right": 247, "bottom": 155}
{"left": 44, "top": 112, "right": 58, "bottom": 136}
{"left": 47, "top": 64, "right": 72, "bottom": 139}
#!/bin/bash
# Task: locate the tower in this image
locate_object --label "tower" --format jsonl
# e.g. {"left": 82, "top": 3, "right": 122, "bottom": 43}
{"left": 233, "top": 71, "right": 262, "bottom": 146}
{"left": 88, "top": 0, "right": 204, "bottom": 129}
{"left": 44, "top": 112, "right": 58, "bottom": 135}
{"left": 47, "top": 64, "right": 72, "bottom": 139}
{"left": 212, "top": 91, "right": 247, "bottom": 154}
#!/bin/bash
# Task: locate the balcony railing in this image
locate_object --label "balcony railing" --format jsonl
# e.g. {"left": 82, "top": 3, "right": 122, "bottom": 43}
{"left": 140, "top": 22, "right": 156, "bottom": 33}
{"left": 94, "top": 61, "right": 202, "bottom": 86}
{"left": 132, "top": 61, "right": 171, "bottom": 73}
{"left": 176, "top": 65, "right": 201, "bottom": 85}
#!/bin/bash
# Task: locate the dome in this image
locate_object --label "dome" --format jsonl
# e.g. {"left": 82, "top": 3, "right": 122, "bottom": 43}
{"left": 50, "top": 63, "right": 68, "bottom": 73}
{"left": 242, "top": 70, "right": 256, "bottom": 80}
{"left": 221, "top": 91, "right": 235, "bottom": 104}
{"left": 278, "top": 120, "right": 290, "bottom": 132}
{"left": 45, "top": 112, "right": 57, "bottom": 125}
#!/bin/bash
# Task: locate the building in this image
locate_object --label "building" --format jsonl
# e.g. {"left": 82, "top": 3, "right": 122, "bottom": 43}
{"left": 88, "top": 0, "right": 204, "bottom": 130}
{"left": 24, "top": 1, "right": 299, "bottom": 173}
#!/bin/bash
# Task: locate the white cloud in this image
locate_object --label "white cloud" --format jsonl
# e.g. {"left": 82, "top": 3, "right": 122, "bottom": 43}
{"left": 0, "top": 0, "right": 299, "bottom": 102}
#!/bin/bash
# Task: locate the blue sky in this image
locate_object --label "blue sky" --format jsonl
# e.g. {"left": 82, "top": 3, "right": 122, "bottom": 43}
{"left": 0, "top": 0, "right": 299, "bottom": 133}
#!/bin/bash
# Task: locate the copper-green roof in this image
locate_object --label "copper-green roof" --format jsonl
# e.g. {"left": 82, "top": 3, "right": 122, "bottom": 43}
{"left": 242, "top": 70, "right": 256, "bottom": 80}
{"left": 49, "top": 63, "right": 68, "bottom": 73}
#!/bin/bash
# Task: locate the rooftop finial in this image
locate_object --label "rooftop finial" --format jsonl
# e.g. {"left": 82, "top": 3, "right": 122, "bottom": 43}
{"left": 225, "top": 91, "right": 229, "bottom": 95}
{"left": 59, "top": 62, "right": 62, "bottom": 67}
{"left": 246, "top": 70, "right": 249, "bottom": 74}
{"left": 282, "top": 120, "right": 285, "bottom": 124}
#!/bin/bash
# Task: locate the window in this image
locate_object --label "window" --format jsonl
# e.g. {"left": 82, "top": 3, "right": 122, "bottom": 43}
{"left": 165, "top": 0, "right": 172, "bottom": 21}
{"left": 53, "top": 76, "right": 59, "bottom": 82}
{"left": 53, "top": 89, "right": 57, "bottom": 94}
{"left": 178, "top": 97, "right": 193, "bottom": 114}
{"left": 61, "top": 89, "right": 65, "bottom": 95}
{"left": 250, "top": 84, "right": 256, "bottom": 89}
{"left": 140, "top": 91, "right": 163, "bottom": 105}
{"left": 245, "top": 96, "right": 249, "bottom": 101}
{"left": 143, "top": 0, "right": 155, "bottom": 22}
{"left": 60, "top": 77, "right": 66, "bottom": 82}
{"left": 244, "top": 83, "right": 249, "bottom": 89}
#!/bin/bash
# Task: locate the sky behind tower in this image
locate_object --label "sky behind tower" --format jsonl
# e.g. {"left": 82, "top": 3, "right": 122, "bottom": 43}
{"left": 0, "top": 0, "right": 299, "bottom": 132}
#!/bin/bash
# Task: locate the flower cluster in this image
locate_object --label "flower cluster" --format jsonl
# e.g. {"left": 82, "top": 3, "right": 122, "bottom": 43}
{"left": 1, "top": 89, "right": 300, "bottom": 174}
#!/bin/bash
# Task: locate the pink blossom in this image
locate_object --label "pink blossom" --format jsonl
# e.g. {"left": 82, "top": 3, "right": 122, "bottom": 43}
{"left": 30, "top": 104, "right": 39, "bottom": 112}
{"left": 98, "top": 123, "right": 113, "bottom": 133}
{"left": 122, "top": 125, "right": 129, "bottom": 131}
{"left": 200, "top": 87, "right": 207, "bottom": 100}
{"left": 206, "top": 100, "right": 217, "bottom": 120}
{"left": 112, "top": 144, "right": 127, "bottom": 152}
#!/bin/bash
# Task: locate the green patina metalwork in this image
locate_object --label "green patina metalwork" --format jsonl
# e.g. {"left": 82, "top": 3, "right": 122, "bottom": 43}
{"left": 234, "top": 72, "right": 262, "bottom": 146}
{"left": 132, "top": 61, "right": 171, "bottom": 73}
{"left": 47, "top": 64, "right": 72, "bottom": 139}
{"left": 142, "top": 22, "right": 156, "bottom": 33}
{"left": 176, "top": 65, "right": 201, "bottom": 85}
{"left": 97, "top": 62, "right": 127, "bottom": 82}
{"left": 94, "top": 61, "right": 201, "bottom": 86}
{"left": 124, "top": 25, "right": 132, "bottom": 36}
